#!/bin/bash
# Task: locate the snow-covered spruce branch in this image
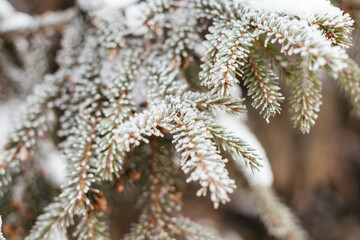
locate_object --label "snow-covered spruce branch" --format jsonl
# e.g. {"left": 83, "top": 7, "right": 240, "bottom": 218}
{"left": 74, "top": 207, "right": 110, "bottom": 240}
{"left": 96, "top": 49, "right": 141, "bottom": 180}
{"left": 58, "top": 32, "right": 102, "bottom": 140}
{"left": 254, "top": 39, "right": 294, "bottom": 81}
{"left": 216, "top": 111, "right": 307, "bottom": 240}
{"left": 0, "top": 71, "right": 65, "bottom": 194}
{"left": 200, "top": 19, "right": 253, "bottom": 97}
{"left": 27, "top": 115, "right": 109, "bottom": 239}
{"left": 169, "top": 108, "right": 236, "bottom": 209}
{"left": 252, "top": 186, "right": 308, "bottom": 240}
{"left": 25, "top": 200, "right": 71, "bottom": 240}
{"left": 96, "top": 79, "right": 134, "bottom": 180}
{"left": 99, "top": 95, "right": 243, "bottom": 210}
{"left": 56, "top": 17, "right": 87, "bottom": 69}
{"left": 163, "top": 8, "right": 202, "bottom": 66}
{"left": 26, "top": 194, "right": 109, "bottom": 240}
{"left": 332, "top": 58, "right": 360, "bottom": 115}
{"left": 0, "top": 0, "right": 359, "bottom": 238}
{"left": 0, "top": 16, "right": 88, "bottom": 193}
{"left": 142, "top": 0, "right": 181, "bottom": 24}
{"left": 60, "top": 116, "right": 99, "bottom": 215}
{"left": 144, "top": 57, "right": 186, "bottom": 102}
{"left": 243, "top": 46, "right": 284, "bottom": 121}
{"left": 95, "top": 8, "right": 127, "bottom": 51}
{"left": 125, "top": 137, "right": 224, "bottom": 239}
{"left": 125, "top": 137, "right": 182, "bottom": 239}
{"left": 97, "top": 105, "right": 174, "bottom": 180}
{"left": 183, "top": 91, "right": 246, "bottom": 116}
{"left": 250, "top": 12, "right": 348, "bottom": 72}
{"left": 290, "top": 58, "right": 322, "bottom": 134}
{"left": 194, "top": 0, "right": 358, "bottom": 132}
{"left": 197, "top": 114, "right": 262, "bottom": 172}
{"left": 311, "top": 13, "right": 354, "bottom": 48}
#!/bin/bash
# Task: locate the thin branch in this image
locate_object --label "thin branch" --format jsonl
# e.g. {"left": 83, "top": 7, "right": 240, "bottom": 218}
{"left": 0, "top": 8, "right": 77, "bottom": 41}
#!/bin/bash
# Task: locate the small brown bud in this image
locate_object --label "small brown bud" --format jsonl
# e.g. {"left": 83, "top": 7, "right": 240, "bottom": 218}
{"left": 143, "top": 20, "right": 149, "bottom": 28}
{"left": 171, "top": 5, "right": 180, "bottom": 11}
{"left": 66, "top": 75, "right": 75, "bottom": 85}
{"left": 157, "top": 126, "right": 169, "bottom": 135}
{"left": 171, "top": 57, "right": 179, "bottom": 69}
{"left": 95, "top": 193, "right": 108, "bottom": 212}
{"left": 108, "top": 47, "right": 119, "bottom": 61}
{"left": 171, "top": 194, "right": 182, "bottom": 203}
{"left": 182, "top": 57, "right": 190, "bottom": 69}
{"left": 154, "top": 22, "right": 164, "bottom": 36}
{"left": 148, "top": 217, "right": 157, "bottom": 226}
{"left": 19, "top": 146, "right": 29, "bottom": 162}
{"left": 128, "top": 170, "right": 141, "bottom": 181}
{"left": 91, "top": 15, "right": 101, "bottom": 27}
{"left": 115, "top": 177, "right": 125, "bottom": 192}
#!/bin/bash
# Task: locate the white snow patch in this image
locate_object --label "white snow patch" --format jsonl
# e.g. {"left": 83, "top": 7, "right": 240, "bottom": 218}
{"left": 0, "top": 0, "right": 33, "bottom": 32}
{"left": 125, "top": 3, "right": 147, "bottom": 34}
{"left": 237, "top": 0, "right": 343, "bottom": 20}
{"left": 0, "top": 215, "right": 4, "bottom": 239}
{"left": 216, "top": 112, "right": 274, "bottom": 187}
{"left": 104, "top": 0, "right": 136, "bottom": 9}
{"left": 78, "top": 0, "right": 136, "bottom": 11}
{"left": 0, "top": 100, "right": 20, "bottom": 148}
{"left": 78, "top": 0, "right": 104, "bottom": 11}
{"left": 0, "top": 11, "right": 33, "bottom": 32}
{"left": 39, "top": 141, "right": 67, "bottom": 186}
{"left": 0, "top": 0, "right": 14, "bottom": 20}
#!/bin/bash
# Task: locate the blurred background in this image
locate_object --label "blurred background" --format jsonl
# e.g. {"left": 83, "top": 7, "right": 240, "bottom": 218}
{"left": 1, "top": 0, "right": 360, "bottom": 239}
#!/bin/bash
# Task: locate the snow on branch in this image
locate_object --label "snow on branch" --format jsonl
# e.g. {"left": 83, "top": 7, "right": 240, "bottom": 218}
{"left": 0, "top": 0, "right": 359, "bottom": 238}
{"left": 183, "top": 91, "right": 246, "bottom": 116}
{"left": 170, "top": 108, "right": 236, "bottom": 208}
{"left": 290, "top": 59, "right": 322, "bottom": 134}
{"left": 333, "top": 58, "right": 360, "bottom": 115}
{"left": 0, "top": 7, "right": 76, "bottom": 40}
{"left": 243, "top": 46, "right": 284, "bottom": 121}
{"left": 200, "top": 19, "right": 253, "bottom": 97}
{"left": 0, "top": 72, "right": 65, "bottom": 194}
{"left": 97, "top": 105, "right": 174, "bottom": 180}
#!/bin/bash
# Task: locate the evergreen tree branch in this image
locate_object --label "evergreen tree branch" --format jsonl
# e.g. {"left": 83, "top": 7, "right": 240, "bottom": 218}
{"left": 163, "top": 9, "right": 201, "bottom": 67}
{"left": 97, "top": 105, "right": 175, "bottom": 179}
{"left": 96, "top": 49, "right": 141, "bottom": 180}
{"left": 333, "top": 58, "right": 360, "bottom": 115}
{"left": 200, "top": 19, "right": 253, "bottom": 97}
{"left": 311, "top": 13, "right": 354, "bottom": 48}
{"left": 74, "top": 210, "right": 109, "bottom": 240}
{"left": 124, "top": 137, "right": 182, "bottom": 239}
{"left": 183, "top": 91, "right": 247, "bottom": 116}
{"left": 290, "top": 58, "right": 322, "bottom": 134}
{"left": 252, "top": 185, "right": 308, "bottom": 240}
{"left": 170, "top": 108, "right": 236, "bottom": 208}
{"left": 144, "top": 57, "right": 186, "bottom": 103}
{"left": 60, "top": 116, "right": 99, "bottom": 215}
{"left": 0, "top": 72, "right": 65, "bottom": 194}
{"left": 254, "top": 40, "right": 293, "bottom": 80}
{"left": 198, "top": 114, "right": 263, "bottom": 172}
{"left": 251, "top": 12, "right": 348, "bottom": 72}
{"left": 25, "top": 200, "right": 70, "bottom": 240}
{"left": 243, "top": 48, "right": 284, "bottom": 121}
